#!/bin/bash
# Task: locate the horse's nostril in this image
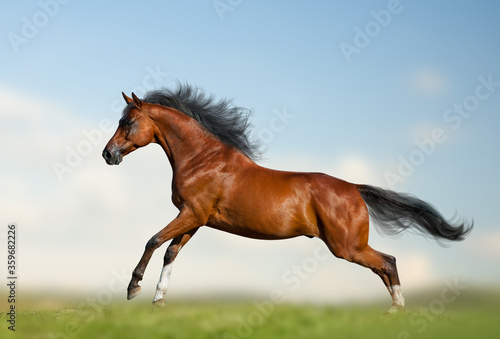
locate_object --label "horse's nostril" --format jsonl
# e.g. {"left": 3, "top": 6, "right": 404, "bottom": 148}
{"left": 103, "top": 150, "right": 112, "bottom": 160}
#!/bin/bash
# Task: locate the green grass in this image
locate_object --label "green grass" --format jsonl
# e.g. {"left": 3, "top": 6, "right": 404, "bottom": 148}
{"left": 1, "top": 295, "right": 499, "bottom": 339}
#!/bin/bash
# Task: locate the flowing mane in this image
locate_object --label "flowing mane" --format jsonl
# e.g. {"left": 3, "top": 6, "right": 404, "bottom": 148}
{"left": 139, "top": 84, "right": 261, "bottom": 160}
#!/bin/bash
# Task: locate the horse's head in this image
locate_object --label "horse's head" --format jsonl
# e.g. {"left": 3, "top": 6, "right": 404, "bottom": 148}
{"left": 102, "top": 93, "right": 156, "bottom": 165}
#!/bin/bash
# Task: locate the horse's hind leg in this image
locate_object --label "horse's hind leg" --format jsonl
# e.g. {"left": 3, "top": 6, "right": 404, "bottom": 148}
{"left": 152, "top": 228, "right": 199, "bottom": 306}
{"left": 350, "top": 245, "right": 405, "bottom": 312}
{"left": 320, "top": 205, "right": 405, "bottom": 312}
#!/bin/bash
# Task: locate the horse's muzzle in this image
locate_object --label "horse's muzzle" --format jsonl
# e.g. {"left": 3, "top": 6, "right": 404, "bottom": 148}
{"left": 102, "top": 148, "right": 122, "bottom": 165}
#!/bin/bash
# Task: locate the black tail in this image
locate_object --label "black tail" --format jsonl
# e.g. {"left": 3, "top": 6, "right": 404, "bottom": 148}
{"left": 357, "top": 184, "right": 473, "bottom": 242}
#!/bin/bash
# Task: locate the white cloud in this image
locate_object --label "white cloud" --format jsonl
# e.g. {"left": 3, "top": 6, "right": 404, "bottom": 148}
{"left": 0, "top": 87, "right": 50, "bottom": 120}
{"left": 409, "top": 68, "right": 449, "bottom": 96}
{"left": 331, "top": 154, "right": 382, "bottom": 185}
{"left": 397, "top": 252, "right": 436, "bottom": 290}
{"left": 465, "top": 229, "right": 500, "bottom": 257}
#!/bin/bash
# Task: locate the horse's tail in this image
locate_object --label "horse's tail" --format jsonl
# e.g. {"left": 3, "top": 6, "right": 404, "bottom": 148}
{"left": 356, "top": 184, "right": 473, "bottom": 242}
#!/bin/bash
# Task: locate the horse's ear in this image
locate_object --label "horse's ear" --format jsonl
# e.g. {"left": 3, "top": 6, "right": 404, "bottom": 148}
{"left": 122, "top": 92, "right": 133, "bottom": 105}
{"left": 131, "top": 92, "right": 143, "bottom": 109}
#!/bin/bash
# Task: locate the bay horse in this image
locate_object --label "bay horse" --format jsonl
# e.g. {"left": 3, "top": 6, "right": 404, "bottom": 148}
{"left": 102, "top": 84, "right": 473, "bottom": 313}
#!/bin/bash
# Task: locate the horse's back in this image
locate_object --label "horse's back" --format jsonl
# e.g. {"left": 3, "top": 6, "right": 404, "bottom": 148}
{"left": 208, "top": 163, "right": 366, "bottom": 240}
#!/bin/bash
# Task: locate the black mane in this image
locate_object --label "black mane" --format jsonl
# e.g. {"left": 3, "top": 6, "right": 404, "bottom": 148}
{"left": 140, "top": 84, "right": 261, "bottom": 160}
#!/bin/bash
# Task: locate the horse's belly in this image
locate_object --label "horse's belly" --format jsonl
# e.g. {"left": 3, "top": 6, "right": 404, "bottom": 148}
{"left": 206, "top": 203, "right": 319, "bottom": 240}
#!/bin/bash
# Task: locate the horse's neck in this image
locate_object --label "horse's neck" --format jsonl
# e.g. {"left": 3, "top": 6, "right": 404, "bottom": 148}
{"left": 152, "top": 107, "right": 226, "bottom": 171}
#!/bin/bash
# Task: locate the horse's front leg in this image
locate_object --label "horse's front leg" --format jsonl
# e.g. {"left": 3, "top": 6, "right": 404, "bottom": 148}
{"left": 152, "top": 227, "right": 199, "bottom": 306}
{"left": 127, "top": 211, "right": 200, "bottom": 300}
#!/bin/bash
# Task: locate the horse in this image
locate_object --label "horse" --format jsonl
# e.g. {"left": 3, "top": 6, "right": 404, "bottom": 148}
{"left": 102, "top": 84, "right": 473, "bottom": 313}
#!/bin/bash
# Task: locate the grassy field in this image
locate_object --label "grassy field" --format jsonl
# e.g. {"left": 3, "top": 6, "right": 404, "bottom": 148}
{"left": 1, "top": 291, "right": 499, "bottom": 339}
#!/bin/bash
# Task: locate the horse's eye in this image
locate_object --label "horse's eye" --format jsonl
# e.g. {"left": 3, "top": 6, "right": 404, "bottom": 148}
{"left": 125, "top": 119, "right": 134, "bottom": 126}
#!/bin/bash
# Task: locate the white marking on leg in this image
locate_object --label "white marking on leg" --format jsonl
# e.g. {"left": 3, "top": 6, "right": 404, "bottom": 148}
{"left": 153, "top": 244, "right": 182, "bottom": 304}
{"left": 391, "top": 284, "right": 405, "bottom": 308}
{"left": 153, "top": 263, "right": 173, "bottom": 302}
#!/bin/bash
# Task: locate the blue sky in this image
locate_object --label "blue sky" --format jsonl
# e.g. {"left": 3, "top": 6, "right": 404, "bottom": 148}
{"left": 1, "top": 1, "right": 499, "bottom": 305}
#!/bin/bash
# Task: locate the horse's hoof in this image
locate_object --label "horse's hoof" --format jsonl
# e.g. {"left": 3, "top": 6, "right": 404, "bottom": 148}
{"left": 153, "top": 299, "right": 166, "bottom": 308}
{"left": 385, "top": 305, "right": 404, "bottom": 315}
{"left": 127, "top": 286, "right": 141, "bottom": 300}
